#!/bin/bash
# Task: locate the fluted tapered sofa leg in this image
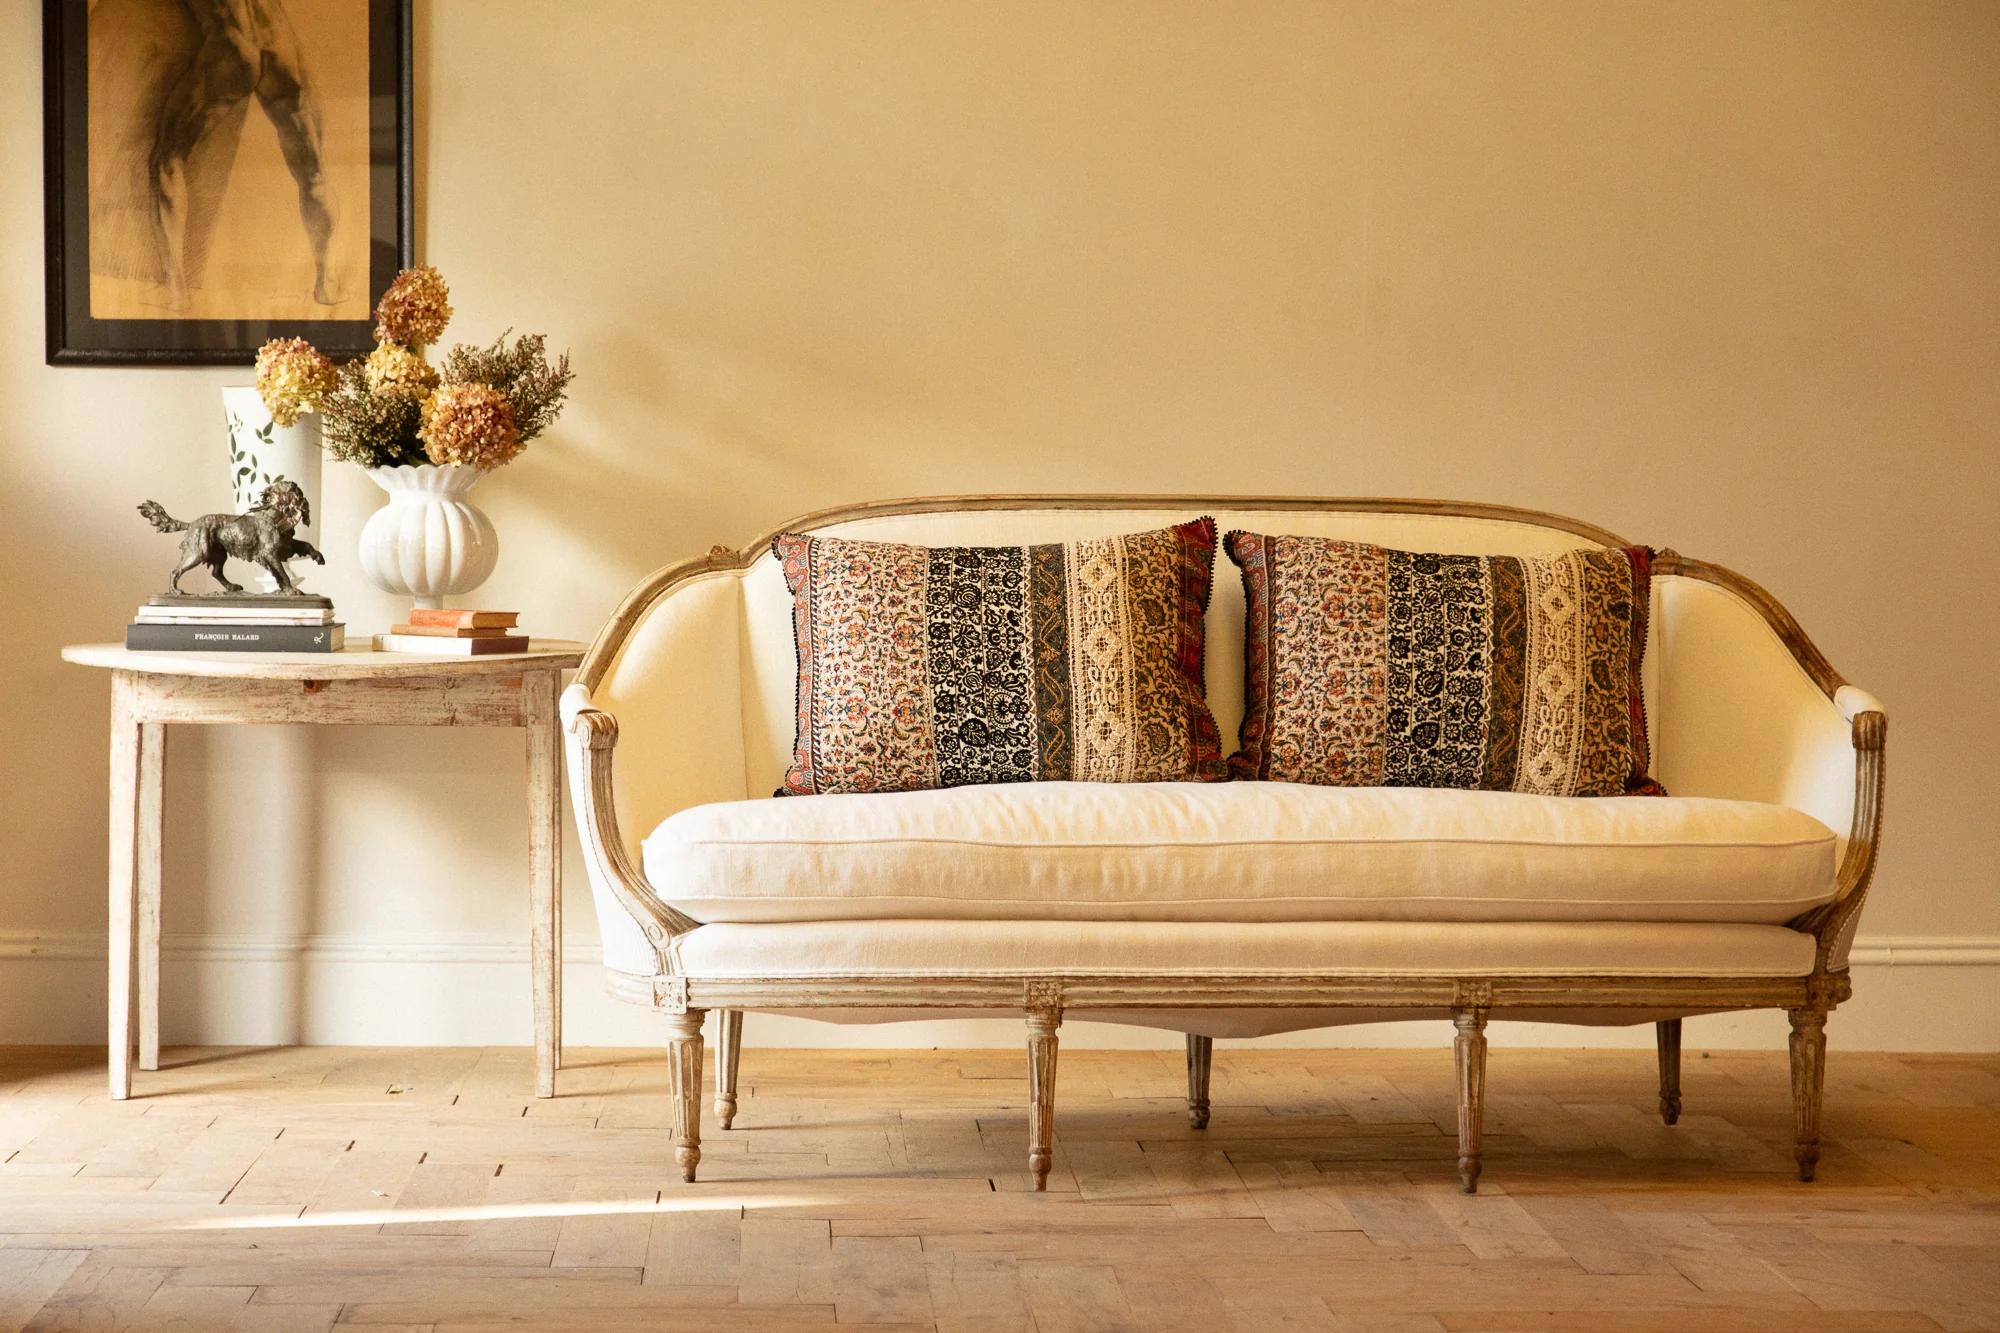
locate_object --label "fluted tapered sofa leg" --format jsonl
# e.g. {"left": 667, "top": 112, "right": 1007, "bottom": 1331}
{"left": 1026, "top": 1008, "right": 1061, "bottom": 1191}
{"left": 1185, "top": 1034, "right": 1213, "bottom": 1129}
{"left": 1453, "top": 1007, "right": 1488, "bottom": 1194}
{"left": 667, "top": 1010, "right": 706, "bottom": 1183}
{"left": 1656, "top": 1019, "right": 1683, "bottom": 1125}
{"left": 715, "top": 1009, "right": 743, "bottom": 1129}
{"left": 1788, "top": 1005, "right": 1828, "bottom": 1182}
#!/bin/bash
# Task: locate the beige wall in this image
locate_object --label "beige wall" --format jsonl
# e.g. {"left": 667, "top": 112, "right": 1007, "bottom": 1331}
{"left": 3, "top": 1, "right": 1996, "bottom": 1049}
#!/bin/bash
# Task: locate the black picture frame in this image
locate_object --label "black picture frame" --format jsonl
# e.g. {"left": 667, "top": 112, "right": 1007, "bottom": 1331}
{"left": 42, "top": 0, "right": 414, "bottom": 366}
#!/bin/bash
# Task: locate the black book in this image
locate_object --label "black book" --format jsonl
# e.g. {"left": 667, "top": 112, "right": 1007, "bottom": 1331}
{"left": 146, "top": 593, "right": 334, "bottom": 609}
{"left": 125, "top": 623, "right": 346, "bottom": 653}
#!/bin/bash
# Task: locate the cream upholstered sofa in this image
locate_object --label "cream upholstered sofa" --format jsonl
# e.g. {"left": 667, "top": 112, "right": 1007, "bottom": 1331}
{"left": 561, "top": 496, "right": 1886, "bottom": 1193}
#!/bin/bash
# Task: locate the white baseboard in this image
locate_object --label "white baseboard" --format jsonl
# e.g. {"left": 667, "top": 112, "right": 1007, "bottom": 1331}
{"left": 2, "top": 931, "right": 1996, "bottom": 1052}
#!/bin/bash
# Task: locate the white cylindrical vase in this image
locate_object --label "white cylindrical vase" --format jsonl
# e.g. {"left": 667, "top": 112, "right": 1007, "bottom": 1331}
{"left": 357, "top": 464, "right": 500, "bottom": 610}
{"left": 223, "top": 386, "right": 323, "bottom": 592}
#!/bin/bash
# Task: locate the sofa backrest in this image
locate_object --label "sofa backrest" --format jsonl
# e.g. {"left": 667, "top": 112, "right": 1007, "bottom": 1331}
{"left": 737, "top": 502, "right": 1637, "bottom": 800}
{"left": 586, "top": 496, "right": 1856, "bottom": 871}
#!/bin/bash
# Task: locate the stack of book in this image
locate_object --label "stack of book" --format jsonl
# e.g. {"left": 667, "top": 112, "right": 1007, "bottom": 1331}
{"left": 126, "top": 594, "right": 344, "bottom": 652}
{"left": 374, "top": 608, "right": 530, "bottom": 655}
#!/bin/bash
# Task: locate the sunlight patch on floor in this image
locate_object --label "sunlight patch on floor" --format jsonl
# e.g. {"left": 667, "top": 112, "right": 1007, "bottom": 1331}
{"left": 172, "top": 1191, "right": 830, "bottom": 1231}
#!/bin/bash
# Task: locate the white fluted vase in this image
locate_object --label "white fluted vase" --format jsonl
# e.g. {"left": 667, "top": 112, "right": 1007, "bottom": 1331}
{"left": 357, "top": 464, "right": 499, "bottom": 610}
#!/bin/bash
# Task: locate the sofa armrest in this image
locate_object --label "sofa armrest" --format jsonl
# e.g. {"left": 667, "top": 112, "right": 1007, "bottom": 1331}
{"left": 564, "top": 559, "right": 752, "bottom": 978}
{"left": 1650, "top": 554, "right": 1887, "bottom": 974}
{"left": 562, "top": 684, "right": 700, "bottom": 976}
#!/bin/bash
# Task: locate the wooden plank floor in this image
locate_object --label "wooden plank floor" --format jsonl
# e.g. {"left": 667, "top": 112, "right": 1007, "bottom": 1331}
{"left": 3, "top": 1044, "right": 1999, "bottom": 1331}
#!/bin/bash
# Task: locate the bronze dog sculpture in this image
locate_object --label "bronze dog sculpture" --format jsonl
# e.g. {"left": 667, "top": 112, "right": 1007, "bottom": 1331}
{"left": 138, "top": 478, "right": 325, "bottom": 594}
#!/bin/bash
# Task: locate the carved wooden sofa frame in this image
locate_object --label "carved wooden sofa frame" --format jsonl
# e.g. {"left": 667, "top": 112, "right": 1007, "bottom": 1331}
{"left": 561, "top": 496, "right": 1885, "bottom": 1192}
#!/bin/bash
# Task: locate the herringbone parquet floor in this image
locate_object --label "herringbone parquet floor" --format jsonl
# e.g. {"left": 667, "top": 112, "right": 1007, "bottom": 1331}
{"left": 2, "top": 1042, "right": 1998, "bottom": 1331}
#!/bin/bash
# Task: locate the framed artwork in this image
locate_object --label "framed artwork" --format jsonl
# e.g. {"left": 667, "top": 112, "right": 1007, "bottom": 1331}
{"left": 42, "top": 0, "right": 413, "bottom": 366}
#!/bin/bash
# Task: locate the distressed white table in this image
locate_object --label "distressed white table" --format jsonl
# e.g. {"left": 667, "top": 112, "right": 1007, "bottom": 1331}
{"left": 61, "top": 641, "right": 585, "bottom": 1101}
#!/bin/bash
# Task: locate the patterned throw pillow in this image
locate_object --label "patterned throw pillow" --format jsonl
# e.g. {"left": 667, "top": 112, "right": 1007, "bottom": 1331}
{"left": 774, "top": 519, "right": 1225, "bottom": 794}
{"left": 1226, "top": 534, "right": 1661, "bottom": 796}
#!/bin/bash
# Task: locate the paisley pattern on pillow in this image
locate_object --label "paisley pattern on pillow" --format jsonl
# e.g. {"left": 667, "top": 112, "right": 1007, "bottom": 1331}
{"left": 775, "top": 519, "right": 1223, "bottom": 795}
{"left": 1227, "top": 534, "right": 1661, "bottom": 796}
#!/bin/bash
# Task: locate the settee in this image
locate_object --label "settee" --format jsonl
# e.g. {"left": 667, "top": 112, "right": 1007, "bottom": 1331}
{"left": 561, "top": 496, "right": 1886, "bottom": 1192}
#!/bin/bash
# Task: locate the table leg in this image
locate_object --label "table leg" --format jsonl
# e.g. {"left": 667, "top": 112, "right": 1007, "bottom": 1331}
{"left": 137, "top": 722, "right": 165, "bottom": 1073}
{"left": 107, "top": 699, "right": 141, "bottom": 1101}
{"left": 526, "top": 672, "right": 562, "bottom": 1098}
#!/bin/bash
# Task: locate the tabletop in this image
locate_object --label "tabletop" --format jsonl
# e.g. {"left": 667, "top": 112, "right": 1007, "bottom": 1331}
{"left": 62, "top": 640, "right": 587, "bottom": 680}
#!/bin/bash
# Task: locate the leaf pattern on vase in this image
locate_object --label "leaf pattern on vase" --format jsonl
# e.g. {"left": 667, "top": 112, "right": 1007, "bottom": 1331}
{"left": 227, "top": 412, "right": 291, "bottom": 511}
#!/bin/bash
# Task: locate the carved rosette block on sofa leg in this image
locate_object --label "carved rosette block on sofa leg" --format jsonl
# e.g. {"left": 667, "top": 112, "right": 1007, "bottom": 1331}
{"left": 1453, "top": 1007, "right": 1489, "bottom": 1194}
{"left": 715, "top": 1009, "right": 743, "bottom": 1130}
{"left": 1026, "top": 1007, "right": 1062, "bottom": 1191}
{"left": 1788, "top": 1005, "right": 1828, "bottom": 1182}
{"left": 1185, "top": 1034, "right": 1212, "bottom": 1130}
{"left": 666, "top": 1010, "right": 707, "bottom": 1183}
{"left": 1656, "top": 1018, "right": 1683, "bottom": 1125}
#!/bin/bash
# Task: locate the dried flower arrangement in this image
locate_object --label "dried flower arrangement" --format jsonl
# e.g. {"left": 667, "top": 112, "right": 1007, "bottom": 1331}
{"left": 255, "top": 267, "right": 573, "bottom": 470}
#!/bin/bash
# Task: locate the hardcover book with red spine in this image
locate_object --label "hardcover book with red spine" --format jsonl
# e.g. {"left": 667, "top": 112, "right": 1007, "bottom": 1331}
{"left": 405, "top": 609, "right": 520, "bottom": 629}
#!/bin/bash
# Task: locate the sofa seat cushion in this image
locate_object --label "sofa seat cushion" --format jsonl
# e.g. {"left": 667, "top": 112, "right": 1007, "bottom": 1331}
{"left": 667, "top": 920, "right": 1818, "bottom": 979}
{"left": 643, "top": 782, "right": 1837, "bottom": 927}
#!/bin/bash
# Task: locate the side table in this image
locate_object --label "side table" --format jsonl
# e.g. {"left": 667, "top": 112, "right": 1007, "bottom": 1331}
{"left": 61, "top": 641, "right": 586, "bottom": 1100}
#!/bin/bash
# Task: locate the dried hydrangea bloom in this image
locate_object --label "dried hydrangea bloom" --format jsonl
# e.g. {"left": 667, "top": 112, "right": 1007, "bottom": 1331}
{"left": 438, "top": 330, "right": 574, "bottom": 443}
{"left": 419, "top": 382, "right": 522, "bottom": 468}
{"left": 373, "top": 265, "right": 453, "bottom": 348}
{"left": 364, "top": 342, "right": 440, "bottom": 399}
{"left": 253, "top": 338, "right": 337, "bottom": 427}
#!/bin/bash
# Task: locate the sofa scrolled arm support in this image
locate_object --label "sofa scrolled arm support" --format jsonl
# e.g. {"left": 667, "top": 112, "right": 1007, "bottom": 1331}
{"left": 1800, "top": 705, "right": 1887, "bottom": 973}
{"left": 570, "top": 502, "right": 1889, "bottom": 1195}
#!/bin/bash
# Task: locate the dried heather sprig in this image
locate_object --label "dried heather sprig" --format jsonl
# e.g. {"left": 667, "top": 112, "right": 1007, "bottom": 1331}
{"left": 419, "top": 382, "right": 521, "bottom": 468}
{"left": 321, "top": 358, "right": 426, "bottom": 468}
{"left": 373, "top": 265, "right": 453, "bottom": 348}
{"left": 253, "top": 338, "right": 337, "bottom": 427}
